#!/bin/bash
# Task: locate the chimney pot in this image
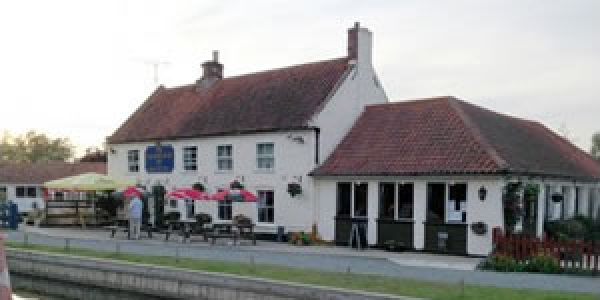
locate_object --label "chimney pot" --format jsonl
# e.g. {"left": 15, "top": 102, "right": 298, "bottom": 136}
{"left": 197, "top": 51, "right": 224, "bottom": 90}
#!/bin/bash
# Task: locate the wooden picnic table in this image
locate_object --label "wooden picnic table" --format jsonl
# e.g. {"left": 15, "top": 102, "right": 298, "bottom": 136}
{"left": 208, "top": 222, "right": 256, "bottom": 245}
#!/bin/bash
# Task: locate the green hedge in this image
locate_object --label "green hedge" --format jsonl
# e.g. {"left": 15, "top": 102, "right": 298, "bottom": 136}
{"left": 545, "top": 216, "right": 600, "bottom": 242}
{"left": 479, "top": 254, "right": 561, "bottom": 274}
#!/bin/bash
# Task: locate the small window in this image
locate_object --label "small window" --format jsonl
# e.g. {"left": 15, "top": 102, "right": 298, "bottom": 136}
{"left": 256, "top": 143, "right": 274, "bottom": 170}
{"left": 398, "top": 183, "right": 414, "bottom": 219}
{"left": 336, "top": 182, "right": 351, "bottom": 217}
{"left": 54, "top": 191, "right": 64, "bottom": 201}
{"left": 257, "top": 190, "right": 275, "bottom": 223}
{"left": 169, "top": 199, "right": 177, "bottom": 208}
{"left": 379, "top": 183, "right": 395, "bottom": 218}
{"left": 16, "top": 186, "right": 26, "bottom": 198}
{"left": 0, "top": 187, "right": 6, "bottom": 202}
{"left": 448, "top": 183, "right": 467, "bottom": 223}
{"left": 354, "top": 183, "right": 368, "bottom": 217}
{"left": 183, "top": 146, "right": 198, "bottom": 171}
{"left": 575, "top": 187, "right": 581, "bottom": 216}
{"left": 218, "top": 199, "right": 233, "bottom": 220}
{"left": 217, "top": 145, "right": 233, "bottom": 171}
{"left": 27, "top": 187, "right": 37, "bottom": 198}
{"left": 128, "top": 150, "right": 140, "bottom": 172}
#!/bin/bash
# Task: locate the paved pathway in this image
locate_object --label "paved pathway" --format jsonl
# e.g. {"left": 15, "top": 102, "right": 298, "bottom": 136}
{"left": 5, "top": 227, "right": 600, "bottom": 295}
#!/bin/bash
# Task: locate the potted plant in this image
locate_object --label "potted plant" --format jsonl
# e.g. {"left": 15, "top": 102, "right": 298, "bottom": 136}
{"left": 192, "top": 182, "right": 206, "bottom": 192}
{"left": 287, "top": 182, "right": 302, "bottom": 197}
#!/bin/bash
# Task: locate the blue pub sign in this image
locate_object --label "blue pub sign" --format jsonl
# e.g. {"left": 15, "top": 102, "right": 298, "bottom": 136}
{"left": 145, "top": 145, "right": 174, "bottom": 173}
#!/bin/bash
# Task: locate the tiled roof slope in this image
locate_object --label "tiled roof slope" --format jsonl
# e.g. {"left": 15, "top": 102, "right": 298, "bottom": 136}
{"left": 312, "top": 96, "right": 600, "bottom": 180}
{"left": 108, "top": 57, "right": 350, "bottom": 143}
{"left": 0, "top": 161, "right": 106, "bottom": 184}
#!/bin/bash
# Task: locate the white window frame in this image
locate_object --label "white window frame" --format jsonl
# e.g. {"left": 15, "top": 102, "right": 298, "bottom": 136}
{"left": 127, "top": 150, "right": 140, "bottom": 172}
{"left": 256, "top": 143, "right": 275, "bottom": 170}
{"left": 218, "top": 199, "right": 233, "bottom": 220}
{"left": 183, "top": 146, "right": 198, "bottom": 171}
{"left": 217, "top": 145, "right": 233, "bottom": 171}
{"left": 15, "top": 186, "right": 38, "bottom": 198}
{"left": 257, "top": 190, "right": 275, "bottom": 223}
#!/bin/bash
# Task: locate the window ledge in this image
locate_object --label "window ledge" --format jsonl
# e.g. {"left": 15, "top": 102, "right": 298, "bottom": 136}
{"left": 214, "top": 170, "right": 233, "bottom": 174}
{"left": 254, "top": 169, "right": 275, "bottom": 174}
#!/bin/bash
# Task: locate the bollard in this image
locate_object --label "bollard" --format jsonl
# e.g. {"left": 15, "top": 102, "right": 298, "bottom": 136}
{"left": 0, "top": 234, "right": 13, "bottom": 300}
{"left": 23, "top": 233, "right": 28, "bottom": 247}
{"left": 460, "top": 278, "right": 465, "bottom": 299}
{"left": 249, "top": 255, "right": 255, "bottom": 273}
{"left": 64, "top": 238, "right": 70, "bottom": 252}
{"left": 115, "top": 242, "right": 120, "bottom": 256}
{"left": 175, "top": 246, "right": 180, "bottom": 263}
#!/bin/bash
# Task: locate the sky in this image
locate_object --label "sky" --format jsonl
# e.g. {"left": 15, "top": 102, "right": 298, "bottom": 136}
{"left": 0, "top": 0, "right": 598, "bottom": 156}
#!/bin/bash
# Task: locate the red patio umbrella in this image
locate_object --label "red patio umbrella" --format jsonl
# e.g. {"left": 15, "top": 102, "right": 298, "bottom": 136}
{"left": 123, "top": 186, "right": 144, "bottom": 198}
{"left": 211, "top": 188, "right": 257, "bottom": 202}
{"left": 167, "top": 188, "right": 210, "bottom": 201}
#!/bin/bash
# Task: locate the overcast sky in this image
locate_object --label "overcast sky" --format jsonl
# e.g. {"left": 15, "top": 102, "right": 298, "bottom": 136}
{"left": 0, "top": 0, "right": 598, "bottom": 156}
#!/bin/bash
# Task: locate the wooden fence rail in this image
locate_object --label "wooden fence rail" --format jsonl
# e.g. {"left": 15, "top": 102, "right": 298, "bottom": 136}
{"left": 492, "top": 227, "right": 600, "bottom": 273}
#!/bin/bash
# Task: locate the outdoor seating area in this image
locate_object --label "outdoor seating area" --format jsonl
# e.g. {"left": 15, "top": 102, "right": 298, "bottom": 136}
{"left": 105, "top": 181, "right": 258, "bottom": 246}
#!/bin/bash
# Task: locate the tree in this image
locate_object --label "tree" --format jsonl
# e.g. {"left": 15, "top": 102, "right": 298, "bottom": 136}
{"left": 79, "top": 147, "right": 107, "bottom": 162}
{"left": 591, "top": 132, "right": 600, "bottom": 162}
{"left": 0, "top": 130, "right": 74, "bottom": 162}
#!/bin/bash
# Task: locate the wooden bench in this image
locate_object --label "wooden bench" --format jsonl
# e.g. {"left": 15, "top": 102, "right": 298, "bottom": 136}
{"left": 207, "top": 223, "right": 256, "bottom": 245}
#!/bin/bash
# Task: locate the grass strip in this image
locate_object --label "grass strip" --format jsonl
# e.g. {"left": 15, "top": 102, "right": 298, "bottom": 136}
{"left": 5, "top": 241, "right": 597, "bottom": 300}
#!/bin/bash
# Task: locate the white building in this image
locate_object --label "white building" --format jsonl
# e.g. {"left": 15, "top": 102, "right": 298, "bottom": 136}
{"left": 311, "top": 97, "right": 600, "bottom": 255}
{"left": 107, "top": 23, "right": 600, "bottom": 255}
{"left": 107, "top": 23, "right": 387, "bottom": 233}
{"left": 0, "top": 161, "right": 106, "bottom": 213}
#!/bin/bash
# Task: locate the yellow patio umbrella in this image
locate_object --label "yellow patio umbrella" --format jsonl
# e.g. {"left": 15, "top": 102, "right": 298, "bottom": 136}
{"left": 44, "top": 172, "right": 135, "bottom": 191}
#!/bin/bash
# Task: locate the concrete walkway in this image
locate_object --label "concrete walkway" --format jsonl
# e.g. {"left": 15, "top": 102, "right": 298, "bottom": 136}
{"left": 6, "top": 226, "right": 600, "bottom": 295}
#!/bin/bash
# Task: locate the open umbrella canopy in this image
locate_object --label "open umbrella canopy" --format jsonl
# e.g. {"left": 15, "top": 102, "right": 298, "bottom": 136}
{"left": 122, "top": 186, "right": 144, "bottom": 198}
{"left": 167, "top": 188, "right": 210, "bottom": 201}
{"left": 211, "top": 189, "right": 257, "bottom": 202}
{"left": 44, "top": 172, "right": 134, "bottom": 191}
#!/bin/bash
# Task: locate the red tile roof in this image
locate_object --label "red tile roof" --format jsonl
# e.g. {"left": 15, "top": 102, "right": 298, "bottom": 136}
{"left": 108, "top": 57, "right": 350, "bottom": 144}
{"left": 0, "top": 162, "right": 106, "bottom": 184}
{"left": 312, "top": 96, "right": 600, "bottom": 181}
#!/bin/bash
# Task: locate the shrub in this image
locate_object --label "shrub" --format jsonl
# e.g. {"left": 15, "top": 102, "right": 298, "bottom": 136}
{"left": 546, "top": 216, "right": 600, "bottom": 242}
{"left": 523, "top": 255, "right": 561, "bottom": 274}
{"left": 545, "top": 219, "right": 587, "bottom": 241}
{"left": 480, "top": 254, "right": 562, "bottom": 274}
{"left": 479, "top": 255, "right": 523, "bottom": 272}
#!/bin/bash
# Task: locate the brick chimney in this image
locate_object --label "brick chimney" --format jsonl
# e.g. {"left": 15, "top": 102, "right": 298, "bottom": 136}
{"left": 347, "top": 22, "right": 372, "bottom": 65}
{"left": 197, "top": 51, "right": 223, "bottom": 89}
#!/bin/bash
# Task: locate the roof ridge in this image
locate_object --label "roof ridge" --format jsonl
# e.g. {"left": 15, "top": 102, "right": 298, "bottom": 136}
{"left": 366, "top": 96, "right": 453, "bottom": 109}
{"left": 447, "top": 97, "right": 509, "bottom": 171}
{"left": 164, "top": 57, "right": 349, "bottom": 91}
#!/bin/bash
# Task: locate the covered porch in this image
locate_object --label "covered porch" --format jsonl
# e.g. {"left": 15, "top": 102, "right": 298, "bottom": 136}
{"left": 318, "top": 178, "right": 600, "bottom": 256}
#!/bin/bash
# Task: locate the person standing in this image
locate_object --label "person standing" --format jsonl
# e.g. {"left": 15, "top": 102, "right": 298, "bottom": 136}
{"left": 128, "top": 195, "right": 143, "bottom": 240}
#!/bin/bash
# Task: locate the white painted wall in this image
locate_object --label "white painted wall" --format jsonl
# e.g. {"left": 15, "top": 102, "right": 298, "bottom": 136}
{"left": 466, "top": 179, "right": 504, "bottom": 256}
{"left": 108, "top": 131, "right": 317, "bottom": 233}
{"left": 0, "top": 183, "right": 45, "bottom": 213}
{"left": 309, "top": 26, "right": 388, "bottom": 163}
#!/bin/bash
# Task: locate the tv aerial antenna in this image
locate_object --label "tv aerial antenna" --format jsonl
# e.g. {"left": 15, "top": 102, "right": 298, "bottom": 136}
{"left": 140, "top": 60, "right": 170, "bottom": 86}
